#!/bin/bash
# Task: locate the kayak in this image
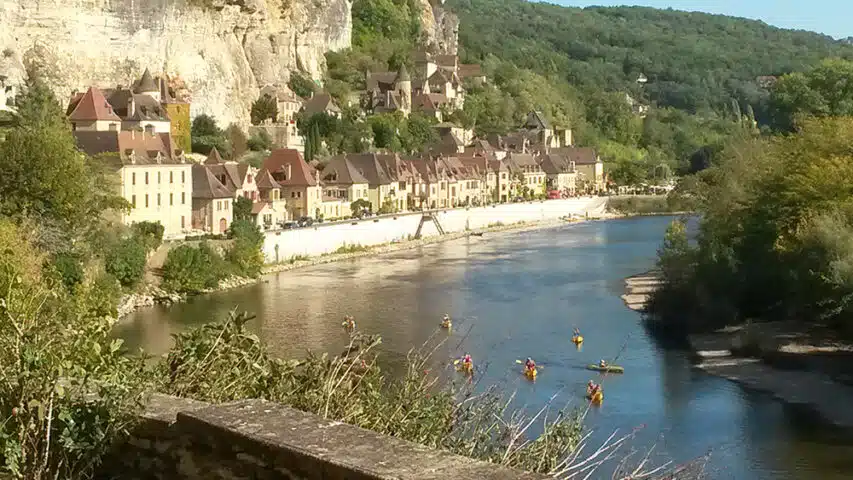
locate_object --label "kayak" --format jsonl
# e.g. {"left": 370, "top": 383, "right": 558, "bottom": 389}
{"left": 586, "top": 364, "right": 624, "bottom": 374}
{"left": 457, "top": 362, "right": 473, "bottom": 375}
{"left": 586, "top": 391, "right": 604, "bottom": 404}
{"left": 572, "top": 335, "right": 584, "bottom": 344}
{"left": 524, "top": 368, "right": 537, "bottom": 380}
{"left": 440, "top": 322, "right": 452, "bottom": 329}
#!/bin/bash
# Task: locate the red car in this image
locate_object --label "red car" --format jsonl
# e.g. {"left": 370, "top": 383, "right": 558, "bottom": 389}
{"left": 548, "top": 190, "right": 562, "bottom": 199}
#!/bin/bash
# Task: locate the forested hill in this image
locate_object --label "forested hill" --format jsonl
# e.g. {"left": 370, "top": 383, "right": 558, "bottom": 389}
{"left": 449, "top": 0, "right": 853, "bottom": 116}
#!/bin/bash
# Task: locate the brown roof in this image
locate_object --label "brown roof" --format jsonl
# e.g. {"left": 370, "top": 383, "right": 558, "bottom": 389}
{"left": 413, "top": 93, "right": 448, "bottom": 112}
{"left": 540, "top": 154, "right": 575, "bottom": 175}
{"left": 128, "top": 94, "right": 170, "bottom": 122}
{"left": 255, "top": 169, "right": 282, "bottom": 190}
{"left": 206, "top": 163, "right": 244, "bottom": 190}
{"left": 302, "top": 93, "right": 341, "bottom": 117}
{"left": 204, "top": 147, "right": 224, "bottom": 165}
{"left": 343, "top": 154, "right": 392, "bottom": 185}
{"left": 73, "top": 130, "right": 185, "bottom": 165}
{"left": 67, "top": 87, "right": 121, "bottom": 122}
{"left": 260, "top": 149, "right": 318, "bottom": 186}
{"left": 458, "top": 64, "right": 483, "bottom": 79}
{"left": 251, "top": 201, "right": 272, "bottom": 215}
{"left": 134, "top": 68, "right": 158, "bottom": 93}
{"left": 192, "top": 164, "right": 234, "bottom": 199}
{"left": 367, "top": 72, "right": 398, "bottom": 92}
{"left": 551, "top": 147, "right": 599, "bottom": 165}
{"left": 434, "top": 55, "right": 457, "bottom": 69}
{"left": 323, "top": 155, "right": 370, "bottom": 185}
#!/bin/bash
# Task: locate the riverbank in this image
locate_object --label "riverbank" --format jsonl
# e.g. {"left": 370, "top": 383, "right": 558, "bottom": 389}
{"left": 119, "top": 211, "right": 615, "bottom": 319}
{"left": 624, "top": 271, "right": 853, "bottom": 430}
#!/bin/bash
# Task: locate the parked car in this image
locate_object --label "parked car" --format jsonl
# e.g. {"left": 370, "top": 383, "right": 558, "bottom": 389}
{"left": 297, "top": 216, "right": 314, "bottom": 227}
{"left": 547, "top": 190, "right": 561, "bottom": 200}
{"left": 281, "top": 221, "right": 297, "bottom": 230}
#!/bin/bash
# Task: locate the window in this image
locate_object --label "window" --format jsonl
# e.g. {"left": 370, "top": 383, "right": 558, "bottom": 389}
{"left": 131, "top": 172, "right": 136, "bottom": 185}
{"left": 247, "top": 175, "right": 253, "bottom": 184}
{"left": 157, "top": 193, "right": 161, "bottom": 206}
{"left": 145, "top": 194, "right": 149, "bottom": 207}
{"left": 181, "top": 216, "right": 185, "bottom": 228}
{"left": 181, "top": 192, "right": 186, "bottom": 204}
{"left": 157, "top": 172, "right": 161, "bottom": 184}
{"left": 170, "top": 193, "right": 174, "bottom": 205}
{"left": 109, "top": 123, "right": 117, "bottom": 132}
{"left": 182, "top": 171, "right": 186, "bottom": 183}
{"left": 145, "top": 172, "right": 149, "bottom": 184}
{"left": 131, "top": 195, "right": 136, "bottom": 208}
{"left": 170, "top": 171, "right": 174, "bottom": 183}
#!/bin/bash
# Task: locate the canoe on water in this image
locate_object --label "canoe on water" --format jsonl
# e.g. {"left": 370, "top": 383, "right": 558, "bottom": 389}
{"left": 586, "top": 391, "right": 604, "bottom": 404}
{"left": 586, "top": 364, "right": 624, "bottom": 374}
{"left": 524, "top": 368, "right": 537, "bottom": 380}
{"left": 571, "top": 335, "right": 584, "bottom": 344}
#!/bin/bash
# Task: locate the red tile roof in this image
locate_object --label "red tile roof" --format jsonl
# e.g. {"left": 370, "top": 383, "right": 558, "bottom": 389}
{"left": 68, "top": 87, "right": 121, "bottom": 122}
{"left": 260, "top": 149, "right": 318, "bottom": 186}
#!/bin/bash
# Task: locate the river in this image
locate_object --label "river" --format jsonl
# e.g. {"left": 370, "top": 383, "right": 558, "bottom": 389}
{"left": 117, "top": 216, "right": 853, "bottom": 479}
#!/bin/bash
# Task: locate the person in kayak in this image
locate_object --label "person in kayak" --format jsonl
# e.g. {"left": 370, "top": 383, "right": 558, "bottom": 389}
{"left": 441, "top": 314, "right": 451, "bottom": 327}
{"left": 462, "top": 353, "right": 473, "bottom": 368}
{"left": 599, "top": 359, "right": 608, "bottom": 368}
{"left": 524, "top": 357, "right": 536, "bottom": 373}
{"left": 343, "top": 315, "right": 356, "bottom": 329}
{"left": 587, "top": 380, "right": 602, "bottom": 397}
{"left": 573, "top": 327, "right": 581, "bottom": 337}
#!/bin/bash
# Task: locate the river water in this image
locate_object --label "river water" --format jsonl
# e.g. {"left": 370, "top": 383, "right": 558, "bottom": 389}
{"left": 117, "top": 216, "right": 853, "bottom": 479}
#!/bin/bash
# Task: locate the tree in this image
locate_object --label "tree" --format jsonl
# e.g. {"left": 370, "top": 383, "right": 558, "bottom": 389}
{"left": 225, "top": 219, "right": 265, "bottom": 278}
{"left": 250, "top": 95, "right": 279, "bottom": 125}
{"left": 288, "top": 72, "right": 317, "bottom": 99}
{"left": 247, "top": 130, "right": 273, "bottom": 151}
{"left": 351, "top": 198, "right": 372, "bottom": 217}
{"left": 400, "top": 112, "right": 438, "bottom": 154}
{"left": 368, "top": 113, "right": 402, "bottom": 151}
{"left": 304, "top": 125, "right": 315, "bottom": 162}
{"left": 225, "top": 124, "right": 248, "bottom": 159}
{"left": 191, "top": 114, "right": 230, "bottom": 156}
{"left": 161, "top": 243, "right": 227, "bottom": 293}
{"left": 104, "top": 236, "right": 147, "bottom": 288}
{"left": 233, "top": 196, "right": 254, "bottom": 222}
{"left": 770, "top": 58, "right": 853, "bottom": 131}
{"left": 0, "top": 77, "right": 112, "bottom": 232}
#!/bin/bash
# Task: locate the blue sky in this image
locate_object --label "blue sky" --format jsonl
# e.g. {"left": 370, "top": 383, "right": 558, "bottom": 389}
{"left": 551, "top": 1, "right": 852, "bottom": 39}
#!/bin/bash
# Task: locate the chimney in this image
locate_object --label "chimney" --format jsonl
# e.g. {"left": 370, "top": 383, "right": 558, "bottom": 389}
{"left": 128, "top": 96, "right": 135, "bottom": 117}
{"left": 285, "top": 163, "right": 292, "bottom": 180}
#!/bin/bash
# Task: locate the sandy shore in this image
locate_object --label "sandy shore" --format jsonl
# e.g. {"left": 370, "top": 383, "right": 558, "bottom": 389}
{"left": 622, "top": 271, "right": 853, "bottom": 429}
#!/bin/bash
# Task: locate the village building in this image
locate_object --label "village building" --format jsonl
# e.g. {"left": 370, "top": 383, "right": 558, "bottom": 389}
{"left": 260, "top": 149, "right": 322, "bottom": 219}
{"left": 321, "top": 155, "right": 371, "bottom": 219}
{"left": 254, "top": 169, "right": 289, "bottom": 229}
{"left": 551, "top": 147, "right": 604, "bottom": 194}
{"left": 301, "top": 93, "right": 342, "bottom": 118}
{"left": 365, "top": 65, "right": 412, "bottom": 116}
{"left": 540, "top": 153, "right": 577, "bottom": 197}
{"left": 505, "top": 152, "right": 546, "bottom": 197}
{"left": 203, "top": 148, "right": 259, "bottom": 201}
{"left": 190, "top": 162, "right": 233, "bottom": 235}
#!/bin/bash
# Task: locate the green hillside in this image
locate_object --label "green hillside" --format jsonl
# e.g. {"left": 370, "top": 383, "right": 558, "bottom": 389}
{"left": 450, "top": 0, "right": 853, "bottom": 120}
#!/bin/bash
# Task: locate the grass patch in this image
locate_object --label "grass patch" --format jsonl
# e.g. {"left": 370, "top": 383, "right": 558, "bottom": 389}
{"left": 335, "top": 243, "right": 371, "bottom": 254}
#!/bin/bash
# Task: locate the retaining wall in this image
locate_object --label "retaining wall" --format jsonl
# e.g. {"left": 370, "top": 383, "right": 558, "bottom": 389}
{"left": 99, "top": 394, "right": 548, "bottom": 480}
{"left": 263, "top": 197, "right": 606, "bottom": 262}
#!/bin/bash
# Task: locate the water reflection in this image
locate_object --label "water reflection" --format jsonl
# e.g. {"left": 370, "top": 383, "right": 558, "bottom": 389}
{"left": 117, "top": 216, "right": 853, "bottom": 479}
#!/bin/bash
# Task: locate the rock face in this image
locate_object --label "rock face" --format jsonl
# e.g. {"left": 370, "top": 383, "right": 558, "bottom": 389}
{"left": 0, "top": 0, "right": 352, "bottom": 126}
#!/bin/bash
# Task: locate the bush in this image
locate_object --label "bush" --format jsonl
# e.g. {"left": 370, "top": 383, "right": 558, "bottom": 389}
{"left": 130, "top": 221, "right": 164, "bottom": 252}
{"left": 225, "top": 220, "right": 265, "bottom": 278}
{"left": 288, "top": 72, "right": 316, "bottom": 99}
{"left": 250, "top": 95, "right": 279, "bottom": 125}
{"left": 50, "top": 251, "right": 84, "bottom": 289}
{"left": 161, "top": 243, "right": 228, "bottom": 294}
{"left": 247, "top": 130, "right": 273, "bottom": 152}
{"left": 104, "top": 237, "right": 147, "bottom": 288}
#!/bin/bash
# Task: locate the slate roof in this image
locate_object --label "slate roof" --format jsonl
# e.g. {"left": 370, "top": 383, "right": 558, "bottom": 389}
{"left": 134, "top": 68, "right": 158, "bottom": 93}
{"left": 192, "top": 164, "right": 233, "bottom": 199}
{"left": 550, "top": 147, "right": 599, "bottom": 165}
{"left": 67, "top": 87, "right": 121, "bottom": 122}
{"left": 73, "top": 130, "right": 185, "bottom": 165}
{"left": 525, "top": 111, "right": 551, "bottom": 130}
{"left": 302, "top": 93, "right": 341, "bottom": 116}
{"left": 255, "top": 169, "right": 282, "bottom": 190}
{"left": 343, "top": 154, "right": 392, "bottom": 185}
{"left": 204, "top": 147, "right": 224, "bottom": 165}
{"left": 540, "top": 154, "right": 575, "bottom": 175}
{"left": 458, "top": 64, "right": 483, "bottom": 79}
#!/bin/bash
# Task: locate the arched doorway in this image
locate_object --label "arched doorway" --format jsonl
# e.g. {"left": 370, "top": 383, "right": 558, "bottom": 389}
{"left": 219, "top": 218, "right": 227, "bottom": 233}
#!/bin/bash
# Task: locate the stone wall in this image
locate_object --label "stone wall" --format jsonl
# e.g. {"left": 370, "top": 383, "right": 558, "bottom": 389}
{"left": 263, "top": 197, "right": 607, "bottom": 262}
{"left": 99, "top": 394, "right": 548, "bottom": 479}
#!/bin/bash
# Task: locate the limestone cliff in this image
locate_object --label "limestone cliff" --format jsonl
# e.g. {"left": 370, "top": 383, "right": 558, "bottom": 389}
{"left": 0, "top": 0, "right": 352, "bottom": 126}
{"left": 416, "top": 0, "right": 458, "bottom": 55}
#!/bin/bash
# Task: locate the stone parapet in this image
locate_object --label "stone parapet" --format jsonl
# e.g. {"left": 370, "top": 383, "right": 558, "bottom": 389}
{"left": 100, "top": 394, "right": 548, "bottom": 479}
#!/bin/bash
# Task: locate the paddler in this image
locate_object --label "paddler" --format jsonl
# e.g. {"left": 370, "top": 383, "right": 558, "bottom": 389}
{"left": 343, "top": 315, "right": 356, "bottom": 329}
{"left": 461, "top": 353, "right": 473, "bottom": 369}
{"left": 599, "top": 359, "right": 608, "bottom": 368}
{"left": 573, "top": 327, "right": 581, "bottom": 337}
{"left": 587, "top": 380, "right": 601, "bottom": 397}
{"left": 441, "top": 314, "right": 452, "bottom": 328}
{"left": 524, "top": 357, "right": 536, "bottom": 373}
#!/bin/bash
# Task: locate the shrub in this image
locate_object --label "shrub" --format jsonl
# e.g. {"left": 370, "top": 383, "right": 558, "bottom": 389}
{"left": 250, "top": 95, "right": 279, "bottom": 125}
{"left": 130, "top": 221, "right": 164, "bottom": 252}
{"left": 225, "top": 220, "right": 265, "bottom": 278}
{"left": 104, "top": 237, "right": 147, "bottom": 288}
{"left": 288, "top": 72, "right": 317, "bottom": 99}
{"left": 50, "top": 251, "right": 84, "bottom": 289}
{"left": 247, "top": 129, "right": 273, "bottom": 152}
{"left": 233, "top": 196, "right": 254, "bottom": 222}
{"left": 161, "top": 243, "right": 227, "bottom": 294}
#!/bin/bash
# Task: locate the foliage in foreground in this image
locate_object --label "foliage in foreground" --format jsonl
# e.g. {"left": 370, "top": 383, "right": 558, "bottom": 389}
{"left": 156, "top": 311, "right": 702, "bottom": 478}
{"left": 648, "top": 116, "right": 853, "bottom": 336}
{"left": 0, "top": 219, "right": 148, "bottom": 479}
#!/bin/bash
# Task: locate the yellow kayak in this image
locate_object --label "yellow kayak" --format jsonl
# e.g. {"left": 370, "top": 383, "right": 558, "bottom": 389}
{"left": 572, "top": 335, "right": 583, "bottom": 344}
{"left": 457, "top": 362, "right": 473, "bottom": 375}
{"left": 586, "top": 390, "right": 604, "bottom": 405}
{"left": 524, "top": 367, "right": 537, "bottom": 380}
{"left": 440, "top": 321, "right": 452, "bottom": 329}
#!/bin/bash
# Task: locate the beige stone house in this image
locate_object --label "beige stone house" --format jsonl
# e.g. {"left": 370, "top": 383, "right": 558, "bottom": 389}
{"left": 342, "top": 154, "right": 397, "bottom": 213}
{"left": 540, "top": 153, "right": 577, "bottom": 197}
{"left": 552, "top": 147, "right": 604, "bottom": 193}
{"left": 203, "top": 148, "right": 259, "bottom": 201}
{"left": 321, "top": 155, "right": 370, "bottom": 218}
{"left": 191, "top": 163, "right": 233, "bottom": 235}
{"left": 254, "top": 169, "right": 288, "bottom": 228}
{"left": 74, "top": 130, "right": 192, "bottom": 237}
{"left": 67, "top": 87, "right": 122, "bottom": 132}
{"left": 506, "top": 153, "right": 546, "bottom": 197}
{"left": 260, "top": 149, "right": 322, "bottom": 219}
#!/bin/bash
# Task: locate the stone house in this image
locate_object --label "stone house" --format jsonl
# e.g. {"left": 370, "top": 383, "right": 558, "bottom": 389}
{"left": 375, "top": 153, "right": 415, "bottom": 212}
{"left": 342, "top": 154, "right": 397, "bottom": 212}
{"left": 406, "top": 158, "right": 443, "bottom": 210}
{"left": 190, "top": 163, "right": 233, "bottom": 235}
{"left": 459, "top": 156, "right": 496, "bottom": 205}
{"left": 254, "top": 169, "right": 288, "bottom": 228}
{"left": 540, "top": 153, "right": 577, "bottom": 197}
{"left": 365, "top": 65, "right": 412, "bottom": 116}
{"left": 258, "top": 84, "right": 304, "bottom": 123}
{"left": 67, "top": 87, "right": 122, "bottom": 132}
{"left": 203, "top": 148, "right": 259, "bottom": 201}
{"left": 321, "top": 155, "right": 371, "bottom": 219}
{"left": 551, "top": 147, "right": 604, "bottom": 194}
{"left": 506, "top": 152, "right": 546, "bottom": 197}
{"left": 74, "top": 129, "right": 192, "bottom": 238}
{"left": 302, "top": 93, "right": 341, "bottom": 119}
{"left": 260, "top": 149, "right": 322, "bottom": 219}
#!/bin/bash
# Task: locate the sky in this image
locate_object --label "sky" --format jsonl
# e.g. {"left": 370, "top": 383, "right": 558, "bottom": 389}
{"left": 552, "top": 1, "right": 852, "bottom": 39}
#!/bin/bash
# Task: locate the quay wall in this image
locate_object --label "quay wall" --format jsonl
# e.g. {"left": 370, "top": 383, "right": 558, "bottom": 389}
{"left": 262, "top": 197, "right": 607, "bottom": 262}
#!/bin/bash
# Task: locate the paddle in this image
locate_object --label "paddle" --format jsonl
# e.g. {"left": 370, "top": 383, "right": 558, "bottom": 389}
{"left": 515, "top": 359, "right": 544, "bottom": 369}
